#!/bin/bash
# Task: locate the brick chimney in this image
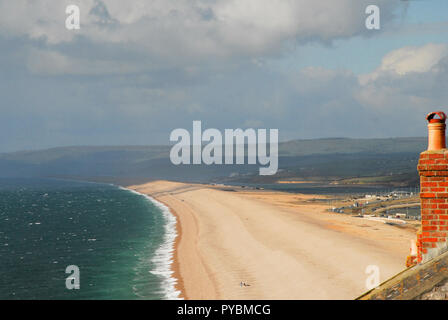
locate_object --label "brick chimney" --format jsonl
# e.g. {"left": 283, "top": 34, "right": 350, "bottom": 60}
{"left": 416, "top": 111, "right": 448, "bottom": 264}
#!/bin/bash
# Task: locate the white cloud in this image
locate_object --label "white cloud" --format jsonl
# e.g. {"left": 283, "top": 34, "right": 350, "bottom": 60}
{"left": 0, "top": 0, "right": 405, "bottom": 61}
{"left": 355, "top": 43, "right": 448, "bottom": 121}
{"left": 380, "top": 43, "right": 448, "bottom": 75}
{"left": 359, "top": 43, "right": 448, "bottom": 84}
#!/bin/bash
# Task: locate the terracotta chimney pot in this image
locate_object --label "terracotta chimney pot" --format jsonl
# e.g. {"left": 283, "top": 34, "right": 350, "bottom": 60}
{"left": 426, "top": 111, "right": 446, "bottom": 151}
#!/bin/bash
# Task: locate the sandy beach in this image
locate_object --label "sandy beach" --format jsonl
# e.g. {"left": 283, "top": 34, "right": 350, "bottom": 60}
{"left": 128, "top": 180, "right": 415, "bottom": 300}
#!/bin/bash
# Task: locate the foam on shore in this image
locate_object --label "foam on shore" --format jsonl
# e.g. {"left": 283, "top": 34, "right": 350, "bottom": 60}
{"left": 120, "top": 187, "right": 182, "bottom": 300}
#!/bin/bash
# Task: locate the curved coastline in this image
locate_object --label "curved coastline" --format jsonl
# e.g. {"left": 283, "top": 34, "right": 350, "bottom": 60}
{"left": 125, "top": 180, "right": 416, "bottom": 299}
{"left": 120, "top": 187, "right": 184, "bottom": 300}
{"left": 27, "top": 177, "right": 185, "bottom": 299}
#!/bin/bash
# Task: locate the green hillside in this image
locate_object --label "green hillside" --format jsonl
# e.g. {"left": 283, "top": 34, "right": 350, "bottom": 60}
{"left": 0, "top": 137, "right": 427, "bottom": 185}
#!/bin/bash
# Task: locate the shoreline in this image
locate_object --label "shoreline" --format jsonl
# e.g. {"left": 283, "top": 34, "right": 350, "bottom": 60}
{"left": 154, "top": 199, "right": 187, "bottom": 300}
{"left": 120, "top": 186, "right": 185, "bottom": 300}
{"left": 128, "top": 180, "right": 415, "bottom": 299}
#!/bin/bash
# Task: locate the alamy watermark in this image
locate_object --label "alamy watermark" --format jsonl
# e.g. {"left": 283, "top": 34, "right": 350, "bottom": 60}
{"left": 65, "top": 5, "right": 80, "bottom": 30}
{"left": 170, "top": 121, "right": 278, "bottom": 175}
{"left": 365, "top": 5, "right": 380, "bottom": 30}
{"left": 65, "top": 265, "right": 80, "bottom": 290}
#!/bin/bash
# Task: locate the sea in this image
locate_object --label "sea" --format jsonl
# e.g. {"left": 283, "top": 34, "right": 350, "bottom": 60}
{"left": 0, "top": 178, "right": 180, "bottom": 300}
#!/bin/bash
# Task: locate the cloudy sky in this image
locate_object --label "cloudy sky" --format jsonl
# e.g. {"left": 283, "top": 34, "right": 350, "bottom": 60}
{"left": 1, "top": 0, "right": 448, "bottom": 152}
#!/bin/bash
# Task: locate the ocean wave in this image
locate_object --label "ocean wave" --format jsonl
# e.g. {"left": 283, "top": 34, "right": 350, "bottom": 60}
{"left": 120, "top": 187, "right": 182, "bottom": 300}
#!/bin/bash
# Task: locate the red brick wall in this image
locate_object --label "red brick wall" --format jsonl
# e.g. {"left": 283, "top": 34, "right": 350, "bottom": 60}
{"left": 417, "top": 150, "right": 448, "bottom": 263}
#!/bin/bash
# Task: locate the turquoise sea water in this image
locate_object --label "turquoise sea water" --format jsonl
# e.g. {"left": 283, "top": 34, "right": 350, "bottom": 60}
{"left": 0, "top": 178, "right": 179, "bottom": 300}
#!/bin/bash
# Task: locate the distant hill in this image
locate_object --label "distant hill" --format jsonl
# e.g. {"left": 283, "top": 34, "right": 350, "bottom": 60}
{"left": 0, "top": 137, "right": 427, "bottom": 185}
{"left": 278, "top": 137, "right": 426, "bottom": 156}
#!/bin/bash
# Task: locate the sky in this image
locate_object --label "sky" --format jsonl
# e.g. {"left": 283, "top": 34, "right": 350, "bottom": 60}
{"left": 0, "top": 0, "right": 448, "bottom": 152}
